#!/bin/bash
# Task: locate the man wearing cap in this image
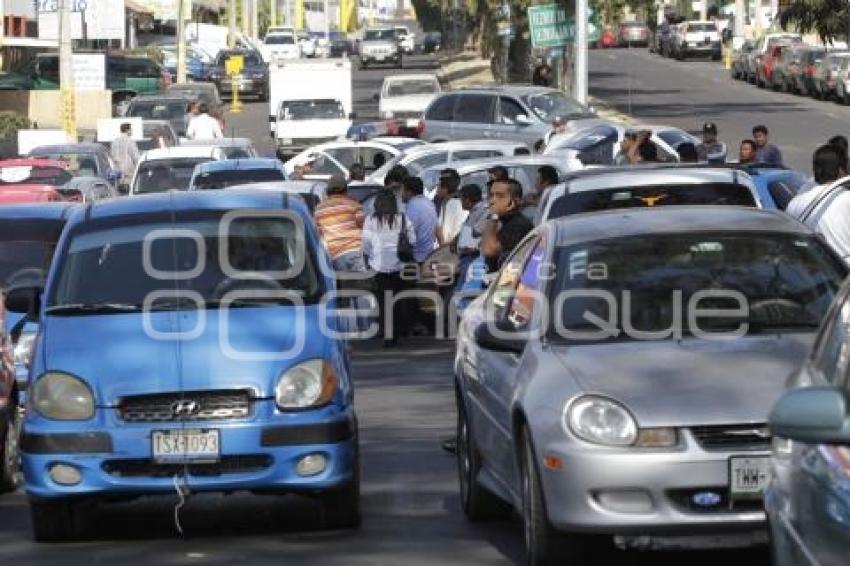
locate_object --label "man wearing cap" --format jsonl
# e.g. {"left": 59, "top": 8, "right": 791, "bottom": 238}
{"left": 313, "top": 176, "right": 366, "bottom": 272}
{"left": 697, "top": 122, "right": 727, "bottom": 163}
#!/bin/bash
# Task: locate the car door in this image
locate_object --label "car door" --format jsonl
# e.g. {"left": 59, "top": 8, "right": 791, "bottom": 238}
{"left": 470, "top": 236, "right": 545, "bottom": 488}
{"left": 423, "top": 93, "right": 458, "bottom": 142}
{"left": 452, "top": 94, "right": 497, "bottom": 141}
{"left": 492, "top": 97, "right": 533, "bottom": 143}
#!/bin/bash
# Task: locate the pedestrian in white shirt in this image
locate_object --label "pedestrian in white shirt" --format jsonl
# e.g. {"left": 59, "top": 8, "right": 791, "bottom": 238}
{"left": 186, "top": 103, "right": 223, "bottom": 141}
{"left": 435, "top": 169, "right": 467, "bottom": 245}
{"left": 362, "top": 190, "right": 417, "bottom": 347}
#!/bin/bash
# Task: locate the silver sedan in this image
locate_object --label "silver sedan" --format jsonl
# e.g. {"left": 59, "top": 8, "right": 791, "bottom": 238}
{"left": 454, "top": 206, "right": 848, "bottom": 564}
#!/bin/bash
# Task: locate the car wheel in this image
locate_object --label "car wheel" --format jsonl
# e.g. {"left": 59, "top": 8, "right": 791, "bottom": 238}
{"left": 319, "top": 450, "right": 361, "bottom": 529}
{"left": 0, "top": 405, "right": 22, "bottom": 492}
{"left": 457, "top": 393, "right": 510, "bottom": 521}
{"left": 520, "top": 427, "right": 596, "bottom": 565}
{"left": 30, "top": 499, "right": 82, "bottom": 542}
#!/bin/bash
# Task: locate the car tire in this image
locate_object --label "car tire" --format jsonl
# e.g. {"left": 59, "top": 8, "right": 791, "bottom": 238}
{"left": 0, "top": 404, "right": 22, "bottom": 492}
{"left": 319, "top": 449, "right": 361, "bottom": 530}
{"left": 520, "top": 427, "right": 596, "bottom": 565}
{"left": 457, "top": 392, "right": 511, "bottom": 521}
{"left": 30, "top": 499, "right": 81, "bottom": 542}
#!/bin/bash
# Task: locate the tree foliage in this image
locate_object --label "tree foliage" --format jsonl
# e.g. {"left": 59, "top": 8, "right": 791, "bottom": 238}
{"left": 779, "top": 0, "right": 850, "bottom": 43}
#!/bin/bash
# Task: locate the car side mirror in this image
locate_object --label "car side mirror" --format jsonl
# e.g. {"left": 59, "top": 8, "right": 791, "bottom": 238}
{"left": 6, "top": 286, "right": 42, "bottom": 317}
{"left": 474, "top": 319, "right": 525, "bottom": 354}
{"left": 515, "top": 115, "right": 532, "bottom": 126}
{"left": 770, "top": 386, "right": 850, "bottom": 444}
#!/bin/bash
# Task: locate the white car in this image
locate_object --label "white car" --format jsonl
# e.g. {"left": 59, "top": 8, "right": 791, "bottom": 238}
{"left": 378, "top": 74, "right": 441, "bottom": 120}
{"left": 266, "top": 26, "right": 295, "bottom": 38}
{"left": 298, "top": 33, "right": 317, "bottom": 57}
{"left": 129, "top": 146, "right": 225, "bottom": 195}
{"left": 284, "top": 140, "right": 404, "bottom": 181}
{"left": 395, "top": 26, "right": 415, "bottom": 54}
{"left": 261, "top": 33, "right": 301, "bottom": 63}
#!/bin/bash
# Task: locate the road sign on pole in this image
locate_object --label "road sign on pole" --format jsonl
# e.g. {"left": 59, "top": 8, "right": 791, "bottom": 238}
{"left": 528, "top": 4, "right": 574, "bottom": 49}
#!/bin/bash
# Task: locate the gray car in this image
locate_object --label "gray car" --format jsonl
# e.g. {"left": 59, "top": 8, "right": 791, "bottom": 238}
{"left": 455, "top": 207, "right": 847, "bottom": 564}
{"left": 124, "top": 93, "right": 192, "bottom": 137}
{"left": 421, "top": 86, "right": 596, "bottom": 150}
{"left": 766, "top": 277, "right": 850, "bottom": 566}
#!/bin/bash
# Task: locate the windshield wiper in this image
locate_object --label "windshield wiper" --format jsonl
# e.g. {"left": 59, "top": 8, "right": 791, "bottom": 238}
{"left": 45, "top": 302, "right": 142, "bottom": 315}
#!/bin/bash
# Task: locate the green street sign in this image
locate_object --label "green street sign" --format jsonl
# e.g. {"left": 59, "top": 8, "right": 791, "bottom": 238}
{"left": 529, "top": 4, "right": 574, "bottom": 48}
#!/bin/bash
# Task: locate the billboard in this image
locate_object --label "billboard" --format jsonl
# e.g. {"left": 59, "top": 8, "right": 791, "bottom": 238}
{"left": 38, "top": 0, "right": 125, "bottom": 41}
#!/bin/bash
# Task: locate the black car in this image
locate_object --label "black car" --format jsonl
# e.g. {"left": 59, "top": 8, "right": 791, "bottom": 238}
{"left": 421, "top": 32, "right": 441, "bottom": 54}
{"left": 208, "top": 49, "right": 268, "bottom": 101}
{"left": 329, "top": 32, "right": 350, "bottom": 57}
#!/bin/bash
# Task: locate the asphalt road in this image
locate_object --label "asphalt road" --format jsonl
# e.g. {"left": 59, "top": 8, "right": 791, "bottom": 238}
{"left": 589, "top": 46, "right": 850, "bottom": 172}
{"left": 0, "top": 54, "right": 769, "bottom": 565}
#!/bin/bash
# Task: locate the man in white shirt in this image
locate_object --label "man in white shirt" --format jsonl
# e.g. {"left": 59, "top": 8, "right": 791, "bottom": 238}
{"left": 186, "top": 103, "right": 223, "bottom": 141}
{"left": 435, "top": 168, "right": 467, "bottom": 245}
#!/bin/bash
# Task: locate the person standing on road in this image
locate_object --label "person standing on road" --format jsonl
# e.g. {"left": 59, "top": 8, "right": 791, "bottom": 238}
{"left": 186, "top": 103, "right": 223, "bottom": 141}
{"left": 314, "top": 176, "right": 367, "bottom": 272}
{"left": 184, "top": 101, "right": 199, "bottom": 135}
{"left": 435, "top": 169, "right": 467, "bottom": 245}
{"left": 786, "top": 144, "right": 848, "bottom": 224}
{"left": 739, "top": 139, "right": 758, "bottom": 164}
{"left": 362, "top": 190, "right": 417, "bottom": 347}
{"left": 697, "top": 122, "right": 727, "bottom": 163}
{"left": 523, "top": 165, "right": 558, "bottom": 222}
{"left": 455, "top": 184, "right": 488, "bottom": 289}
{"left": 484, "top": 179, "right": 534, "bottom": 273}
{"left": 110, "top": 123, "right": 140, "bottom": 191}
{"left": 402, "top": 176, "right": 438, "bottom": 262}
{"left": 752, "top": 125, "right": 783, "bottom": 166}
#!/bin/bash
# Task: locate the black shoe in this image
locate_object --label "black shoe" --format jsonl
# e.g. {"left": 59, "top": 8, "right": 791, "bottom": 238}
{"left": 442, "top": 437, "right": 457, "bottom": 454}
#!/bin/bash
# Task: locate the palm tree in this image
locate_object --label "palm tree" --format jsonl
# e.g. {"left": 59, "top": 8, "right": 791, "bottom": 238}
{"left": 780, "top": 0, "right": 850, "bottom": 44}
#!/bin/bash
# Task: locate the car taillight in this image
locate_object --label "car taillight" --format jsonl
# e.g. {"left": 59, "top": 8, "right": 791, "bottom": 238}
{"left": 416, "top": 119, "right": 425, "bottom": 136}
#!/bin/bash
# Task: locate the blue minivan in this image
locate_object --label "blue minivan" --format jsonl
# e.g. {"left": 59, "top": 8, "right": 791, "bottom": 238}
{"left": 8, "top": 190, "right": 359, "bottom": 540}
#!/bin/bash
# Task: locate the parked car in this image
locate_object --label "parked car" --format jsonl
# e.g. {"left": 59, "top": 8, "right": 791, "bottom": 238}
{"left": 813, "top": 51, "right": 850, "bottom": 100}
{"left": 599, "top": 29, "right": 618, "bottom": 49}
{"left": 766, "top": 277, "right": 850, "bottom": 566}
{"left": 138, "top": 120, "right": 179, "bottom": 152}
{"left": 421, "top": 86, "right": 596, "bottom": 149}
{"left": 834, "top": 56, "right": 850, "bottom": 104}
{"left": 360, "top": 28, "right": 401, "bottom": 69}
{"left": 27, "top": 143, "right": 122, "bottom": 188}
{"left": 421, "top": 32, "right": 442, "bottom": 54}
{"left": 771, "top": 45, "right": 804, "bottom": 92}
{"left": 188, "top": 158, "right": 286, "bottom": 191}
{"left": 180, "top": 137, "right": 258, "bottom": 159}
{"left": 671, "top": 20, "right": 721, "bottom": 61}
{"left": 160, "top": 44, "right": 212, "bottom": 82}
{"left": 261, "top": 32, "right": 301, "bottom": 63}
{"left": 124, "top": 93, "right": 193, "bottom": 138}
{"left": 618, "top": 21, "right": 650, "bottom": 47}
{"left": 0, "top": 159, "right": 81, "bottom": 203}
{"left": 544, "top": 122, "right": 701, "bottom": 165}
{"left": 454, "top": 206, "right": 847, "bottom": 564}
{"left": 209, "top": 49, "right": 268, "bottom": 101}
{"left": 758, "top": 43, "right": 793, "bottom": 89}
{"left": 9, "top": 189, "right": 360, "bottom": 540}
{"left": 378, "top": 74, "right": 441, "bottom": 120}
{"left": 129, "top": 146, "right": 225, "bottom": 195}
{"left": 794, "top": 46, "right": 827, "bottom": 96}
{"left": 731, "top": 40, "right": 756, "bottom": 80}
{"left": 368, "top": 140, "right": 531, "bottom": 184}
{"left": 284, "top": 140, "right": 404, "bottom": 181}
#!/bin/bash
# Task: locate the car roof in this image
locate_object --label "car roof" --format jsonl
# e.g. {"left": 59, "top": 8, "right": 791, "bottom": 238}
{"left": 194, "top": 158, "right": 282, "bottom": 173}
{"left": 402, "top": 139, "right": 526, "bottom": 157}
{"left": 181, "top": 138, "right": 253, "bottom": 147}
{"left": 421, "top": 155, "right": 572, "bottom": 176}
{"left": 551, "top": 206, "right": 810, "bottom": 247}
{"left": 28, "top": 143, "right": 107, "bottom": 155}
{"left": 456, "top": 84, "right": 562, "bottom": 97}
{"left": 0, "top": 202, "right": 77, "bottom": 220}
{"left": 130, "top": 93, "right": 192, "bottom": 101}
{"left": 140, "top": 146, "right": 222, "bottom": 161}
{"left": 383, "top": 74, "right": 437, "bottom": 82}
{"left": 558, "top": 165, "right": 755, "bottom": 193}
{"left": 75, "top": 189, "right": 310, "bottom": 222}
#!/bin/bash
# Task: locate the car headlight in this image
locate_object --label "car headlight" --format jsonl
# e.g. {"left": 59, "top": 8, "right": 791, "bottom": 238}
{"left": 566, "top": 396, "right": 637, "bottom": 446}
{"left": 275, "top": 359, "right": 337, "bottom": 409}
{"left": 31, "top": 372, "right": 94, "bottom": 420}
{"left": 14, "top": 331, "right": 36, "bottom": 366}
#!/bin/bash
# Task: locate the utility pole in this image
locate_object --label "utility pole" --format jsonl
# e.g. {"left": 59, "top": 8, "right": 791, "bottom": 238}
{"left": 574, "top": 0, "right": 588, "bottom": 104}
{"left": 324, "top": 0, "right": 330, "bottom": 37}
{"left": 734, "top": 0, "right": 745, "bottom": 39}
{"left": 176, "top": 0, "right": 187, "bottom": 83}
{"left": 59, "top": 0, "right": 77, "bottom": 140}
{"left": 229, "top": 0, "right": 237, "bottom": 48}
{"left": 242, "top": 0, "right": 250, "bottom": 35}
{"left": 270, "top": 0, "right": 277, "bottom": 29}
{"left": 251, "top": 0, "right": 259, "bottom": 38}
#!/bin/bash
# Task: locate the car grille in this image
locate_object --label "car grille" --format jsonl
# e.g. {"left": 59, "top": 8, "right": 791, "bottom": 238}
{"left": 667, "top": 487, "right": 764, "bottom": 513}
{"left": 102, "top": 455, "right": 272, "bottom": 478}
{"left": 118, "top": 390, "right": 254, "bottom": 423}
{"left": 690, "top": 424, "right": 771, "bottom": 452}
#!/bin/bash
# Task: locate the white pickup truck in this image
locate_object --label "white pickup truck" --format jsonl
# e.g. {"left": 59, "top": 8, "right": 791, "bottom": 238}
{"left": 268, "top": 59, "right": 354, "bottom": 158}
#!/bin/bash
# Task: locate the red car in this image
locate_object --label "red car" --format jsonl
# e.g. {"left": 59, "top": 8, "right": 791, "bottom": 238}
{"left": 0, "top": 159, "right": 80, "bottom": 204}
{"left": 599, "top": 30, "right": 617, "bottom": 48}
{"left": 758, "top": 44, "right": 790, "bottom": 88}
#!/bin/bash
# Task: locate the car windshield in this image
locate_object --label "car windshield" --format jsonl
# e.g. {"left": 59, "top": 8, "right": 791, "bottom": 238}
{"left": 365, "top": 30, "right": 395, "bottom": 41}
{"left": 29, "top": 153, "right": 99, "bottom": 176}
{"left": 548, "top": 184, "right": 757, "bottom": 219}
{"left": 128, "top": 101, "right": 187, "bottom": 120}
{"left": 49, "top": 213, "right": 322, "bottom": 312}
{"left": 0, "top": 165, "right": 72, "bottom": 186}
{"left": 548, "top": 233, "right": 845, "bottom": 342}
{"left": 193, "top": 168, "right": 285, "bottom": 190}
{"left": 133, "top": 158, "right": 211, "bottom": 194}
{"left": 524, "top": 91, "right": 589, "bottom": 121}
{"left": 280, "top": 100, "right": 345, "bottom": 120}
{"left": 384, "top": 79, "right": 439, "bottom": 97}
{"left": 216, "top": 52, "right": 261, "bottom": 66}
{"left": 687, "top": 23, "right": 716, "bottom": 32}
{"left": 265, "top": 35, "right": 295, "bottom": 45}
{"left": 0, "top": 240, "right": 56, "bottom": 289}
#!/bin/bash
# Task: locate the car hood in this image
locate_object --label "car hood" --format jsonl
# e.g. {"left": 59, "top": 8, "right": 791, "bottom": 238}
{"left": 362, "top": 41, "right": 396, "bottom": 50}
{"left": 380, "top": 94, "right": 437, "bottom": 113}
{"left": 552, "top": 334, "right": 814, "bottom": 427}
{"left": 41, "top": 306, "right": 330, "bottom": 404}
{"left": 276, "top": 119, "right": 351, "bottom": 139}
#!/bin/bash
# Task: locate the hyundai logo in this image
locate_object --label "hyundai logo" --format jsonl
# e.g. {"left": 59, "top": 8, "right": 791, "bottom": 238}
{"left": 692, "top": 491, "right": 722, "bottom": 507}
{"left": 171, "top": 400, "right": 200, "bottom": 417}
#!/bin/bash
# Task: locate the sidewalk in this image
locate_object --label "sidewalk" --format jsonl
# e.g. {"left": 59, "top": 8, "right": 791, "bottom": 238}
{"left": 436, "top": 50, "right": 633, "bottom": 125}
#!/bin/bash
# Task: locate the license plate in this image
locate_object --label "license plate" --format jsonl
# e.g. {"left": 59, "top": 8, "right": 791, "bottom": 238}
{"left": 152, "top": 429, "right": 220, "bottom": 463}
{"left": 729, "top": 456, "right": 770, "bottom": 499}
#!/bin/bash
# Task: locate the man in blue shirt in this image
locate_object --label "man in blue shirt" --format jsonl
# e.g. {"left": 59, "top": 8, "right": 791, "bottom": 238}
{"left": 753, "top": 124, "right": 783, "bottom": 166}
{"left": 401, "top": 176, "right": 437, "bottom": 263}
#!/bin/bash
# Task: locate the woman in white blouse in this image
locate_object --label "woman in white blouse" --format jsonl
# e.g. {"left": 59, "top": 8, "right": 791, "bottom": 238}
{"left": 362, "top": 190, "right": 417, "bottom": 347}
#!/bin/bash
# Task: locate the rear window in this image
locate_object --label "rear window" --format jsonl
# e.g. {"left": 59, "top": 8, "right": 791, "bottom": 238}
{"left": 128, "top": 101, "right": 187, "bottom": 120}
{"left": 548, "top": 184, "right": 757, "bottom": 219}
{"left": 365, "top": 29, "right": 395, "bottom": 41}
{"left": 133, "top": 158, "right": 211, "bottom": 194}
{"left": 687, "top": 23, "right": 717, "bottom": 32}
{"left": 193, "top": 168, "right": 285, "bottom": 190}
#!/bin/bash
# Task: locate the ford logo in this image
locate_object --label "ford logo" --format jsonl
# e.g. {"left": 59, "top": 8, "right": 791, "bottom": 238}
{"left": 692, "top": 491, "right": 722, "bottom": 507}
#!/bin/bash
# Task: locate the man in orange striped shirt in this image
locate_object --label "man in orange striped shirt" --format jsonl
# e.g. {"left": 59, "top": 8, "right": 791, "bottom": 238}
{"left": 314, "top": 176, "right": 366, "bottom": 272}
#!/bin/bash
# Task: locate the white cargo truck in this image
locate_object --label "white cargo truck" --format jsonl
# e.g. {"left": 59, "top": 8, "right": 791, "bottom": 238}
{"left": 268, "top": 59, "right": 354, "bottom": 158}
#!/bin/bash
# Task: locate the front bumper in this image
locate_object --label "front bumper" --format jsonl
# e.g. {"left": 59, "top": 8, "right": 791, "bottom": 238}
{"left": 682, "top": 44, "right": 721, "bottom": 56}
{"left": 21, "top": 402, "right": 357, "bottom": 500}
{"left": 362, "top": 53, "right": 400, "bottom": 65}
{"left": 216, "top": 78, "right": 267, "bottom": 96}
{"left": 538, "top": 429, "right": 767, "bottom": 534}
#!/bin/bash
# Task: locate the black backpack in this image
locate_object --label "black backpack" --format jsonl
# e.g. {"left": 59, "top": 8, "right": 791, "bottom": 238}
{"left": 397, "top": 214, "right": 415, "bottom": 263}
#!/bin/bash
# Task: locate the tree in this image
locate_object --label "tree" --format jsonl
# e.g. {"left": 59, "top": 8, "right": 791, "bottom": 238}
{"left": 780, "top": 0, "right": 850, "bottom": 43}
